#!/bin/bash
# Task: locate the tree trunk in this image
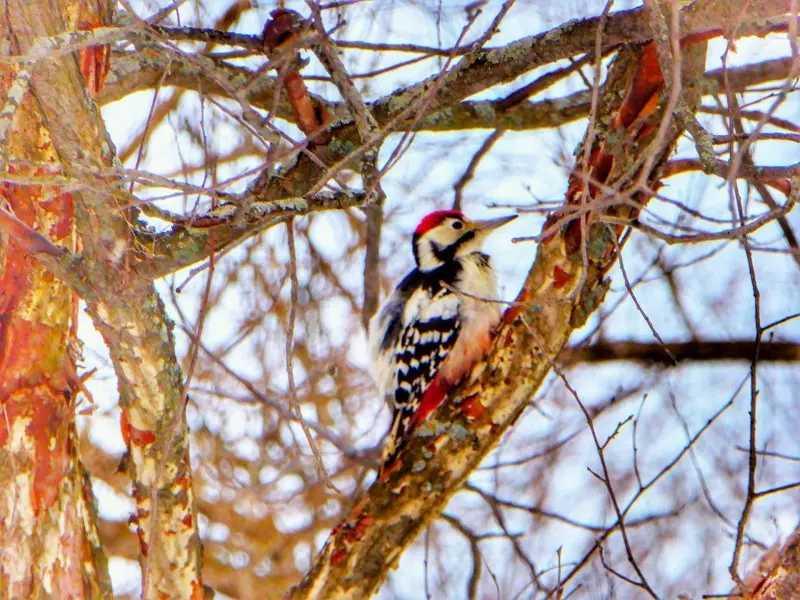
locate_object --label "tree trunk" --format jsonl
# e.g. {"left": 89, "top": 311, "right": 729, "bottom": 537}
{"left": 2, "top": 0, "right": 203, "bottom": 596}
{"left": 0, "top": 3, "right": 110, "bottom": 597}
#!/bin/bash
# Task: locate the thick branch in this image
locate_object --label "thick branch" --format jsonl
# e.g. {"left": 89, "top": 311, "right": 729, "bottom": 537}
{"left": 99, "top": 23, "right": 794, "bottom": 135}
{"left": 134, "top": 190, "right": 367, "bottom": 280}
{"left": 288, "top": 28, "right": 710, "bottom": 600}
{"left": 92, "top": 1, "right": 796, "bottom": 285}
{"left": 381, "top": 0, "right": 789, "bottom": 121}
{"left": 561, "top": 340, "right": 800, "bottom": 364}
{"left": 99, "top": 55, "right": 796, "bottom": 138}
{"left": 97, "top": 7, "right": 797, "bottom": 283}
{"left": 411, "top": 55, "right": 793, "bottom": 132}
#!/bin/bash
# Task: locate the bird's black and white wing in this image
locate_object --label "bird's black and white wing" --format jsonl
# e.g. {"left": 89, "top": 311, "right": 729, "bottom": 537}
{"left": 369, "top": 275, "right": 461, "bottom": 463}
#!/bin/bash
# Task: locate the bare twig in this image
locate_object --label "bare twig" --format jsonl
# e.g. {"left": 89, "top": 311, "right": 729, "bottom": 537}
{"left": 286, "top": 219, "right": 340, "bottom": 493}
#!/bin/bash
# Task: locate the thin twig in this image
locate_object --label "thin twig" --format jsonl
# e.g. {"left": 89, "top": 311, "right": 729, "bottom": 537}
{"left": 286, "top": 219, "right": 340, "bottom": 493}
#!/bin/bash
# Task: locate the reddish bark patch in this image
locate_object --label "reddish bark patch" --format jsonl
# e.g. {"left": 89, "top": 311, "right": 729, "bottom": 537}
{"left": 119, "top": 411, "right": 130, "bottom": 445}
{"left": 560, "top": 42, "right": 669, "bottom": 261}
{"left": 129, "top": 424, "right": 156, "bottom": 446}
{"left": 0, "top": 179, "right": 73, "bottom": 402}
{"left": 0, "top": 386, "right": 70, "bottom": 513}
{"left": 352, "top": 516, "right": 373, "bottom": 540}
{"left": 636, "top": 121, "right": 658, "bottom": 142}
{"left": 0, "top": 185, "right": 36, "bottom": 310}
{"left": 0, "top": 321, "right": 65, "bottom": 400}
{"left": 28, "top": 387, "right": 70, "bottom": 512}
{"left": 1, "top": 180, "right": 37, "bottom": 224}
{"left": 120, "top": 410, "right": 156, "bottom": 446}
{"left": 77, "top": 20, "right": 111, "bottom": 96}
{"left": 635, "top": 93, "right": 661, "bottom": 124}
{"left": 330, "top": 549, "right": 347, "bottom": 566}
{"left": 190, "top": 582, "right": 205, "bottom": 600}
{"left": 615, "top": 42, "right": 664, "bottom": 129}
{"left": 540, "top": 214, "right": 561, "bottom": 244}
{"left": 138, "top": 529, "right": 150, "bottom": 558}
{"left": 261, "top": 9, "right": 331, "bottom": 146}
{"left": 681, "top": 30, "right": 723, "bottom": 49}
{"left": 0, "top": 177, "right": 74, "bottom": 382}
{"left": 566, "top": 147, "right": 614, "bottom": 207}
{"left": 503, "top": 289, "right": 529, "bottom": 326}
{"left": 552, "top": 265, "right": 572, "bottom": 289}
{"left": 0, "top": 172, "right": 75, "bottom": 514}
{"left": 459, "top": 394, "right": 485, "bottom": 421}
{"left": 40, "top": 190, "right": 75, "bottom": 240}
{"left": 770, "top": 179, "right": 792, "bottom": 196}
{"left": 330, "top": 514, "right": 374, "bottom": 565}
{"left": 564, "top": 219, "right": 583, "bottom": 256}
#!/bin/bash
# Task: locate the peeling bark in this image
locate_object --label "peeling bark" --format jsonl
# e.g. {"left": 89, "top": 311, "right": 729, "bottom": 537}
{"left": 733, "top": 525, "right": 800, "bottom": 599}
{"left": 4, "top": 0, "right": 203, "bottom": 596}
{"left": 0, "top": 6, "right": 110, "bottom": 596}
{"left": 89, "top": 289, "right": 202, "bottom": 599}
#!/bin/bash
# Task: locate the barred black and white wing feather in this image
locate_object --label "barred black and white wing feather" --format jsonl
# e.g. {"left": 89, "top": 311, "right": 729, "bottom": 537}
{"left": 369, "top": 270, "right": 461, "bottom": 466}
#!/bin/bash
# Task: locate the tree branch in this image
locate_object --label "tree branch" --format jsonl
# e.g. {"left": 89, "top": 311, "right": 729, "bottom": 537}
{"left": 134, "top": 189, "right": 367, "bottom": 280}
{"left": 288, "top": 25, "right": 710, "bottom": 600}
{"left": 560, "top": 340, "right": 800, "bottom": 364}
{"left": 97, "top": 4, "right": 794, "bottom": 136}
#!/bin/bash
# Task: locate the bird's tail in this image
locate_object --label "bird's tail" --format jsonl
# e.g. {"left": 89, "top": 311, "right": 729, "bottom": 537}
{"left": 378, "top": 405, "right": 414, "bottom": 481}
{"left": 377, "top": 376, "right": 451, "bottom": 481}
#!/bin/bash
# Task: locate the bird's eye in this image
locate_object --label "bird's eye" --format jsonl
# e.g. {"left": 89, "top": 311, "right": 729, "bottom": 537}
{"left": 452, "top": 221, "right": 464, "bottom": 230}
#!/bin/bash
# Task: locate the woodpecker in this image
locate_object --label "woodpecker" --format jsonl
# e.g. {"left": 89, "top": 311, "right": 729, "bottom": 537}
{"left": 369, "top": 209, "right": 517, "bottom": 478}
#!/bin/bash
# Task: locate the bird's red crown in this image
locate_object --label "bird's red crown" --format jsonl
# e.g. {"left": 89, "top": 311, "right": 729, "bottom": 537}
{"left": 414, "top": 210, "right": 464, "bottom": 236}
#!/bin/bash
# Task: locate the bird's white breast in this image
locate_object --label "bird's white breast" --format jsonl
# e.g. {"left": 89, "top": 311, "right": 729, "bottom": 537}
{"left": 439, "top": 254, "right": 502, "bottom": 382}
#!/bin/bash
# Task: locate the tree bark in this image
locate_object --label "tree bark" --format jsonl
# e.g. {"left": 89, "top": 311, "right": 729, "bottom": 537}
{"left": 733, "top": 524, "right": 800, "bottom": 599}
{"left": 4, "top": 0, "right": 203, "bottom": 596}
{"left": 0, "top": 2, "right": 111, "bottom": 597}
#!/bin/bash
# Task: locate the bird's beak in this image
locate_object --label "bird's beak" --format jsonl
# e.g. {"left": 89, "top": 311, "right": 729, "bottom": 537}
{"left": 471, "top": 214, "right": 517, "bottom": 234}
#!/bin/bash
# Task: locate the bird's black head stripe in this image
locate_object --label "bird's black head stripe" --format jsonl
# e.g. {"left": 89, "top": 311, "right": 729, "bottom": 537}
{"left": 415, "top": 228, "right": 477, "bottom": 270}
{"left": 430, "top": 230, "right": 476, "bottom": 264}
